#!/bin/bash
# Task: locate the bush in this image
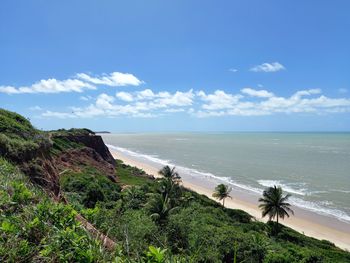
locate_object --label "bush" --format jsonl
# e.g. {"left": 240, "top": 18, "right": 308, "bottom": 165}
{"left": 39, "top": 226, "right": 104, "bottom": 262}
{"left": 11, "top": 181, "right": 33, "bottom": 204}
{"left": 0, "top": 108, "right": 36, "bottom": 138}
{"left": 60, "top": 168, "right": 121, "bottom": 208}
{"left": 0, "top": 134, "right": 39, "bottom": 161}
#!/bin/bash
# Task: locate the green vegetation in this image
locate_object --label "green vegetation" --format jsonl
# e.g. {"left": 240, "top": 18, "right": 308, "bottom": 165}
{"left": 51, "top": 128, "right": 95, "bottom": 136}
{"left": 50, "top": 136, "right": 84, "bottom": 154}
{"left": 116, "top": 159, "right": 153, "bottom": 186}
{"left": 50, "top": 128, "right": 95, "bottom": 155}
{"left": 0, "top": 109, "right": 51, "bottom": 162}
{"left": 212, "top": 183, "right": 232, "bottom": 207}
{"left": 61, "top": 161, "right": 350, "bottom": 262}
{"left": 1, "top": 109, "right": 350, "bottom": 262}
{"left": 60, "top": 166, "right": 121, "bottom": 208}
{"left": 0, "top": 158, "right": 110, "bottom": 262}
{"left": 0, "top": 108, "right": 37, "bottom": 137}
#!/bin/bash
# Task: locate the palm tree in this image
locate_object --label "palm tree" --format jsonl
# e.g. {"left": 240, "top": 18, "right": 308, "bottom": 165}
{"left": 212, "top": 184, "right": 232, "bottom": 207}
{"left": 158, "top": 165, "right": 181, "bottom": 183}
{"left": 158, "top": 166, "right": 182, "bottom": 204}
{"left": 258, "top": 185, "right": 294, "bottom": 231}
{"left": 122, "top": 186, "right": 145, "bottom": 209}
{"left": 145, "top": 192, "right": 178, "bottom": 225}
{"left": 249, "top": 234, "right": 270, "bottom": 263}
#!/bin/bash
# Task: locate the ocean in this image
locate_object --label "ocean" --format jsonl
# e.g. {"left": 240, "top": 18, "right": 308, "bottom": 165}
{"left": 101, "top": 132, "right": 350, "bottom": 224}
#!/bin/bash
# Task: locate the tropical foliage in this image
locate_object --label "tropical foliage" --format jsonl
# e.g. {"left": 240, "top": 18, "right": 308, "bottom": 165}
{"left": 258, "top": 185, "right": 294, "bottom": 233}
{"left": 1, "top": 109, "right": 350, "bottom": 262}
{"left": 213, "top": 183, "right": 232, "bottom": 206}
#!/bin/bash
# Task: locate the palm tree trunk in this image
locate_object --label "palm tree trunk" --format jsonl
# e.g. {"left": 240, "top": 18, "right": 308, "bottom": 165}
{"left": 223, "top": 198, "right": 225, "bottom": 207}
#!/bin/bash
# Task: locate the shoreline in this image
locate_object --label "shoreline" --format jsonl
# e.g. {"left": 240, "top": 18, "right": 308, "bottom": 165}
{"left": 109, "top": 147, "right": 350, "bottom": 251}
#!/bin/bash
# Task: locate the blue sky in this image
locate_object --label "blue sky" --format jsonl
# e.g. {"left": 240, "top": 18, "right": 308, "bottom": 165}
{"left": 1, "top": 0, "right": 350, "bottom": 132}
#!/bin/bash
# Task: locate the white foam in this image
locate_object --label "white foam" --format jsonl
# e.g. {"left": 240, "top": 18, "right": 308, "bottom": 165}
{"left": 289, "top": 197, "right": 350, "bottom": 223}
{"left": 258, "top": 180, "right": 308, "bottom": 196}
{"left": 107, "top": 144, "right": 171, "bottom": 167}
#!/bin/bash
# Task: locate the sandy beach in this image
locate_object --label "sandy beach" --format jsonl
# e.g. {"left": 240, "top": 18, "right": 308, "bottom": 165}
{"left": 110, "top": 148, "right": 350, "bottom": 251}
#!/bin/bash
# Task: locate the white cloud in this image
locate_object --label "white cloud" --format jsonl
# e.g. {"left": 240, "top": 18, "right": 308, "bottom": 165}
{"left": 80, "top": 95, "right": 93, "bottom": 101}
{"left": 42, "top": 111, "right": 78, "bottom": 119}
{"left": 136, "top": 89, "right": 156, "bottom": 100}
{"left": 121, "top": 89, "right": 194, "bottom": 107}
{"left": 116, "top": 91, "right": 134, "bottom": 102}
{"left": 40, "top": 87, "right": 350, "bottom": 119}
{"left": 29, "top": 106, "right": 43, "bottom": 111}
{"left": 198, "top": 90, "right": 242, "bottom": 110}
{"left": 0, "top": 71, "right": 144, "bottom": 95}
{"left": 193, "top": 88, "right": 350, "bottom": 117}
{"left": 77, "top": 72, "right": 144, "bottom": 87}
{"left": 165, "top": 108, "right": 185, "bottom": 113}
{"left": 156, "top": 90, "right": 194, "bottom": 107}
{"left": 250, "top": 62, "right": 285, "bottom": 72}
{"left": 229, "top": 68, "right": 238, "bottom": 72}
{"left": 95, "top": 93, "right": 115, "bottom": 110}
{"left": 42, "top": 89, "right": 194, "bottom": 119}
{"left": 241, "top": 88, "right": 274, "bottom": 98}
{"left": 0, "top": 79, "right": 96, "bottom": 94}
{"left": 0, "top": 86, "right": 19, "bottom": 94}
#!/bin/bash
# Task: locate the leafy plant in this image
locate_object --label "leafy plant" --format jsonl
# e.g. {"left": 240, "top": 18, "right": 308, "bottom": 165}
{"left": 145, "top": 246, "right": 167, "bottom": 263}
{"left": 259, "top": 185, "right": 294, "bottom": 233}
{"left": 212, "top": 183, "right": 232, "bottom": 207}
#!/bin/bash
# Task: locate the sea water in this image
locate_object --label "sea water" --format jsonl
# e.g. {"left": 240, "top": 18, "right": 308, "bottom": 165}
{"left": 101, "top": 132, "right": 350, "bottom": 224}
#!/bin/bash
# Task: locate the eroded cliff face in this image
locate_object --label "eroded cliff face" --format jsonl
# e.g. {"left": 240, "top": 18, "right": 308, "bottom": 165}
{"left": 54, "top": 135, "right": 115, "bottom": 166}
{"left": 20, "top": 134, "right": 117, "bottom": 197}
{"left": 56, "top": 146, "right": 117, "bottom": 182}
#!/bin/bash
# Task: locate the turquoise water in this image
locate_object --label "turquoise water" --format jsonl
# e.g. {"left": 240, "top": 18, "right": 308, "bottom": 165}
{"left": 101, "top": 133, "right": 350, "bottom": 223}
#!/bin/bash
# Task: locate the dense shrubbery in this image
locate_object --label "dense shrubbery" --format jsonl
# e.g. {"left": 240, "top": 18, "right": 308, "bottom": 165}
{"left": 50, "top": 136, "right": 84, "bottom": 153}
{"left": 0, "top": 109, "right": 52, "bottom": 162}
{"left": 51, "top": 128, "right": 95, "bottom": 136}
{"left": 60, "top": 166, "right": 121, "bottom": 208}
{"left": 0, "top": 109, "right": 36, "bottom": 138}
{"left": 2, "top": 152, "right": 350, "bottom": 262}
{"left": 62, "top": 161, "right": 350, "bottom": 262}
{"left": 0, "top": 158, "right": 110, "bottom": 262}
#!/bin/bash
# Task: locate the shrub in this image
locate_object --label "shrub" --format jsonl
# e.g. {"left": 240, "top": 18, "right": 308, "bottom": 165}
{"left": 11, "top": 181, "right": 33, "bottom": 204}
{"left": 0, "top": 108, "right": 36, "bottom": 138}
{"left": 39, "top": 226, "right": 104, "bottom": 262}
{"left": 60, "top": 168, "right": 121, "bottom": 208}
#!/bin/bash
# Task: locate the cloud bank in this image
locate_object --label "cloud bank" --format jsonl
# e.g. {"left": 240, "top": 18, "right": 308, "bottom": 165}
{"left": 41, "top": 88, "right": 350, "bottom": 119}
{"left": 2, "top": 71, "right": 349, "bottom": 119}
{"left": 0, "top": 72, "right": 144, "bottom": 94}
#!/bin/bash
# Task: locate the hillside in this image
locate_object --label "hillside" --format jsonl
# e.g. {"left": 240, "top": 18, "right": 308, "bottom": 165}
{"left": 1, "top": 108, "right": 350, "bottom": 262}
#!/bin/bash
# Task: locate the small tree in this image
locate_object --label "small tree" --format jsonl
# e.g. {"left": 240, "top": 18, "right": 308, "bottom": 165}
{"left": 146, "top": 192, "right": 178, "bottom": 225}
{"left": 212, "top": 184, "right": 232, "bottom": 207}
{"left": 158, "top": 165, "right": 181, "bottom": 184}
{"left": 258, "top": 185, "right": 294, "bottom": 233}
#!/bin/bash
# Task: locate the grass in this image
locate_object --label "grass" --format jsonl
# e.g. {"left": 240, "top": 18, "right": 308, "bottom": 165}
{"left": 50, "top": 136, "right": 84, "bottom": 155}
{"left": 116, "top": 159, "right": 154, "bottom": 186}
{"left": 0, "top": 108, "right": 37, "bottom": 139}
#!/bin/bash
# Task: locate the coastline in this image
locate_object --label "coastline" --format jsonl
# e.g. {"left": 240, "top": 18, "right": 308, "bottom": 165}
{"left": 109, "top": 147, "right": 350, "bottom": 251}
